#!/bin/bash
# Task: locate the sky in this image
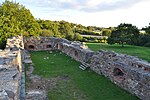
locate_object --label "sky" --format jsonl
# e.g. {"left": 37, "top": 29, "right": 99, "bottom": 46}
{"left": 1, "top": 0, "right": 150, "bottom": 29}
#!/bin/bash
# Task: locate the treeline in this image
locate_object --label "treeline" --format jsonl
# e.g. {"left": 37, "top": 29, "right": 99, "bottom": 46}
{"left": 37, "top": 20, "right": 83, "bottom": 41}
{"left": 0, "top": 1, "right": 150, "bottom": 49}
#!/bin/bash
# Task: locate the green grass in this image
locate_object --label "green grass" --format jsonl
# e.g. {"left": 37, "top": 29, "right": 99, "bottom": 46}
{"left": 30, "top": 51, "right": 139, "bottom": 100}
{"left": 87, "top": 43, "right": 150, "bottom": 62}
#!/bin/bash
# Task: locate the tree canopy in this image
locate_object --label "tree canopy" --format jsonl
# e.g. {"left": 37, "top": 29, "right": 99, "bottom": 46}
{"left": 108, "top": 23, "right": 140, "bottom": 47}
{"left": 0, "top": 0, "right": 40, "bottom": 49}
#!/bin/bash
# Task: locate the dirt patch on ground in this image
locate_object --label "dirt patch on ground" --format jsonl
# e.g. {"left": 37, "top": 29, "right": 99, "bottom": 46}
{"left": 25, "top": 65, "right": 84, "bottom": 100}
{"left": 26, "top": 65, "right": 87, "bottom": 100}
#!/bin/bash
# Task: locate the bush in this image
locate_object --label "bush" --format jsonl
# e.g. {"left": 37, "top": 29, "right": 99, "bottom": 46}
{"left": 0, "top": 40, "right": 6, "bottom": 50}
{"left": 94, "top": 39, "right": 99, "bottom": 43}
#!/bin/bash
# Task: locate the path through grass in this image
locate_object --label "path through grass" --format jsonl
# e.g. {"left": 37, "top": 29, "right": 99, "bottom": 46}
{"left": 30, "top": 51, "right": 139, "bottom": 100}
{"left": 87, "top": 43, "right": 150, "bottom": 62}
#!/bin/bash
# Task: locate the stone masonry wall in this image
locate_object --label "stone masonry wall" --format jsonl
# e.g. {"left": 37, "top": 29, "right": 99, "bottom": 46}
{"left": 24, "top": 37, "right": 94, "bottom": 63}
{"left": 23, "top": 36, "right": 150, "bottom": 100}
{"left": 0, "top": 36, "right": 24, "bottom": 100}
{"left": 90, "top": 50, "right": 150, "bottom": 100}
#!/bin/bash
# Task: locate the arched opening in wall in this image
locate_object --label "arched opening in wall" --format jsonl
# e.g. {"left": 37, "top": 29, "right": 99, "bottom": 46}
{"left": 40, "top": 41, "right": 43, "bottom": 43}
{"left": 46, "top": 44, "right": 52, "bottom": 48}
{"left": 137, "top": 64, "right": 142, "bottom": 68}
{"left": 113, "top": 68, "right": 124, "bottom": 76}
{"left": 74, "top": 50, "right": 78, "bottom": 57}
{"left": 144, "top": 67, "right": 150, "bottom": 71}
{"left": 55, "top": 44, "right": 59, "bottom": 49}
{"left": 28, "top": 45, "right": 35, "bottom": 50}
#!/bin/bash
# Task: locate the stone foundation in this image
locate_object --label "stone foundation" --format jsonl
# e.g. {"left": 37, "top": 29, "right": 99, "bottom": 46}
{"left": 0, "top": 36, "right": 150, "bottom": 99}
{"left": 24, "top": 36, "right": 150, "bottom": 100}
{"left": 90, "top": 50, "right": 150, "bottom": 100}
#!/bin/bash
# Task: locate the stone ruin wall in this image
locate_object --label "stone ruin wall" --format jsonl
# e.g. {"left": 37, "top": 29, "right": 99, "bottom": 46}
{"left": 24, "top": 36, "right": 150, "bottom": 100}
{"left": 23, "top": 36, "right": 94, "bottom": 63}
{"left": 90, "top": 50, "right": 150, "bottom": 100}
{"left": 1, "top": 36, "right": 149, "bottom": 99}
{"left": 0, "top": 36, "right": 25, "bottom": 100}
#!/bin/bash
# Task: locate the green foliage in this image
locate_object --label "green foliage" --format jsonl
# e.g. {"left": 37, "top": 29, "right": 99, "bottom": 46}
{"left": 0, "top": 0, "right": 40, "bottom": 49}
{"left": 82, "top": 36, "right": 107, "bottom": 43}
{"left": 77, "top": 30, "right": 101, "bottom": 36}
{"left": 101, "top": 28, "right": 112, "bottom": 36}
{"left": 73, "top": 33, "right": 83, "bottom": 41}
{"left": 0, "top": 40, "right": 6, "bottom": 50}
{"left": 138, "top": 34, "right": 150, "bottom": 47}
{"left": 108, "top": 23, "right": 140, "bottom": 47}
{"left": 37, "top": 20, "right": 84, "bottom": 41}
{"left": 140, "top": 24, "right": 150, "bottom": 47}
{"left": 40, "top": 29, "right": 54, "bottom": 37}
{"left": 144, "top": 42, "right": 150, "bottom": 47}
{"left": 58, "top": 21, "right": 74, "bottom": 40}
{"left": 142, "top": 23, "right": 150, "bottom": 34}
{"left": 37, "top": 19, "right": 59, "bottom": 36}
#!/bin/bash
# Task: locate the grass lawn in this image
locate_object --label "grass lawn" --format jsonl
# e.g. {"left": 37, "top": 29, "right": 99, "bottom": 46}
{"left": 87, "top": 43, "right": 150, "bottom": 62}
{"left": 30, "top": 51, "right": 139, "bottom": 100}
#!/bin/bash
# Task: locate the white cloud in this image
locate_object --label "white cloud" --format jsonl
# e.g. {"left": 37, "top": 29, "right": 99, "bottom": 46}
{"left": 15, "top": 0, "right": 148, "bottom": 12}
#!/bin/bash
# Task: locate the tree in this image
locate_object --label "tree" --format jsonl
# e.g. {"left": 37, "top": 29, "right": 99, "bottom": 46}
{"left": 0, "top": 0, "right": 40, "bottom": 49}
{"left": 108, "top": 23, "right": 139, "bottom": 47}
{"left": 108, "top": 30, "right": 127, "bottom": 47}
{"left": 74, "top": 33, "right": 83, "bottom": 41}
{"left": 138, "top": 33, "right": 150, "bottom": 47}
{"left": 37, "top": 19, "right": 59, "bottom": 36}
{"left": 58, "top": 21, "right": 74, "bottom": 40}
{"left": 101, "top": 28, "right": 112, "bottom": 36}
{"left": 142, "top": 23, "right": 150, "bottom": 34}
{"left": 40, "top": 29, "right": 54, "bottom": 37}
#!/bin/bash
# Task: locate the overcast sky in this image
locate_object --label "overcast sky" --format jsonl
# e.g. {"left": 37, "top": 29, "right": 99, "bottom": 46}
{"left": 1, "top": 0, "right": 150, "bottom": 28}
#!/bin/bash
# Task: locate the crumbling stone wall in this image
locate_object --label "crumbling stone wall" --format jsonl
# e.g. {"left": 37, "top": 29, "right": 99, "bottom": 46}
{"left": 0, "top": 36, "right": 24, "bottom": 100}
{"left": 23, "top": 36, "right": 150, "bottom": 100}
{"left": 24, "top": 37, "right": 94, "bottom": 63}
{"left": 90, "top": 50, "right": 150, "bottom": 100}
{"left": 24, "top": 37, "right": 70, "bottom": 51}
{"left": 58, "top": 42, "right": 94, "bottom": 63}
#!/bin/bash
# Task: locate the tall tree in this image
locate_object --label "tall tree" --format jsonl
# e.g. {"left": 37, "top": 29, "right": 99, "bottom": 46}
{"left": 108, "top": 23, "right": 139, "bottom": 47}
{"left": 0, "top": 0, "right": 40, "bottom": 49}
{"left": 37, "top": 19, "right": 60, "bottom": 37}
{"left": 58, "top": 21, "right": 74, "bottom": 40}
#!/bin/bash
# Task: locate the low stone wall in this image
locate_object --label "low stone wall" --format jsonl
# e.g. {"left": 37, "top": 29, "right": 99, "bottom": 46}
{"left": 90, "top": 50, "right": 150, "bottom": 100}
{"left": 23, "top": 36, "right": 150, "bottom": 100}
{"left": 58, "top": 42, "right": 94, "bottom": 63}
{"left": 24, "top": 37, "right": 94, "bottom": 63}
{"left": 24, "top": 37, "right": 70, "bottom": 51}
{"left": 0, "top": 36, "right": 24, "bottom": 100}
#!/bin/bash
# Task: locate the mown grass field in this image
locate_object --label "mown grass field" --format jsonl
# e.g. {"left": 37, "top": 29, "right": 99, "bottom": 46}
{"left": 87, "top": 43, "right": 150, "bottom": 62}
{"left": 30, "top": 51, "right": 139, "bottom": 100}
